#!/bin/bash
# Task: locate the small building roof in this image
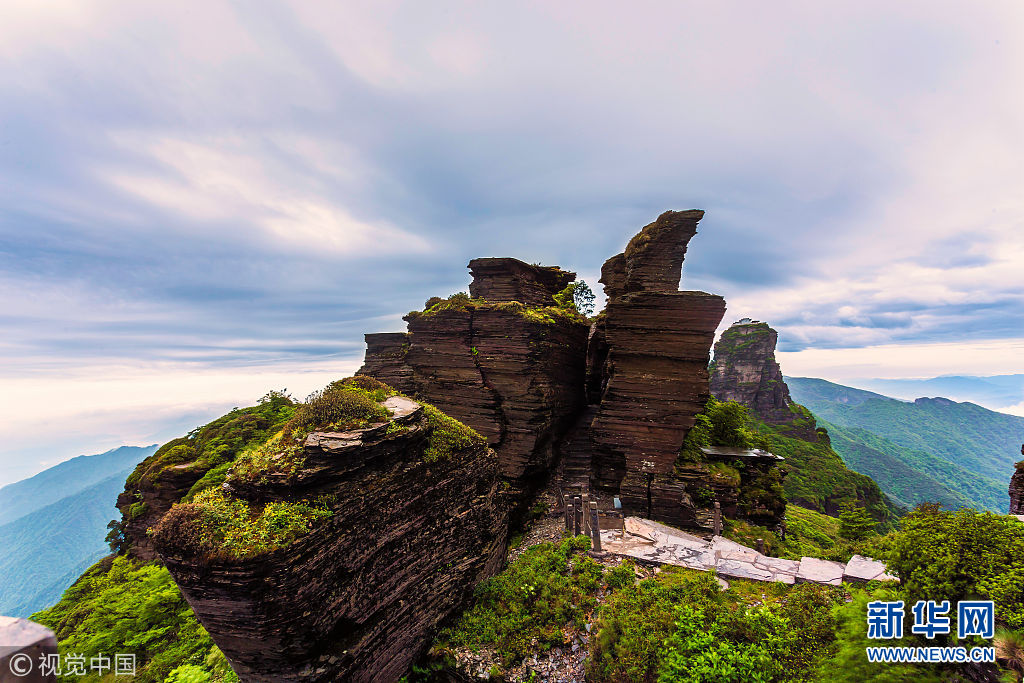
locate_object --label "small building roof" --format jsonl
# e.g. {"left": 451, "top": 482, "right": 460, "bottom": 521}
{"left": 700, "top": 446, "right": 784, "bottom": 461}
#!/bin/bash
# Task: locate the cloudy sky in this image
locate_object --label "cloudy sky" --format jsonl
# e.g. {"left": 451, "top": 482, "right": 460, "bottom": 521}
{"left": 2, "top": 0, "right": 1023, "bottom": 486}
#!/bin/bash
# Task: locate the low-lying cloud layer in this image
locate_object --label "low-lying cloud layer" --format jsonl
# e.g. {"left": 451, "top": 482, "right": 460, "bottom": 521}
{"left": 2, "top": 0, "right": 1023, "bottom": 484}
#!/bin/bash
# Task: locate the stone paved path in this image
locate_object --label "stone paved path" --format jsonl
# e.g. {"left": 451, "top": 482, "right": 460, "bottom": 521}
{"left": 600, "top": 517, "right": 898, "bottom": 585}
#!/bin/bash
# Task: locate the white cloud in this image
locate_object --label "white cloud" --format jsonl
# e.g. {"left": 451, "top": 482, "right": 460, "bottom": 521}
{"left": 778, "top": 338, "right": 1024, "bottom": 383}
{"left": 0, "top": 357, "right": 361, "bottom": 488}
{"left": 104, "top": 135, "right": 431, "bottom": 257}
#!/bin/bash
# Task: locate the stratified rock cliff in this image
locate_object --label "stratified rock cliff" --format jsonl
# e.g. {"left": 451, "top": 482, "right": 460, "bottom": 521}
{"left": 468, "top": 257, "right": 575, "bottom": 307}
{"left": 1010, "top": 447, "right": 1024, "bottom": 515}
{"left": 154, "top": 379, "right": 509, "bottom": 683}
{"left": 359, "top": 265, "right": 590, "bottom": 485}
{"left": 710, "top": 320, "right": 796, "bottom": 425}
{"left": 358, "top": 210, "right": 783, "bottom": 533}
{"left": 119, "top": 209, "right": 796, "bottom": 681}
{"left": 590, "top": 210, "right": 728, "bottom": 526}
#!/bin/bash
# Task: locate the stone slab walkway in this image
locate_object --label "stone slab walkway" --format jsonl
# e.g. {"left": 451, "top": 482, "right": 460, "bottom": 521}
{"left": 599, "top": 517, "right": 897, "bottom": 586}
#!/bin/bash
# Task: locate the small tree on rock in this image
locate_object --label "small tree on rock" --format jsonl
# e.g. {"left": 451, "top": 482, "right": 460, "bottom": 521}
{"left": 554, "top": 281, "right": 596, "bottom": 317}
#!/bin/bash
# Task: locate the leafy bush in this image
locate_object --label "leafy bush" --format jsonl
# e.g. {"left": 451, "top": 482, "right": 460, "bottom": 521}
{"left": 884, "top": 504, "right": 1024, "bottom": 629}
{"left": 230, "top": 378, "right": 395, "bottom": 482}
{"left": 590, "top": 568, "right": 844, "bottom": 683}
{"left": 589, "top": 567, "right": 722, "bottom": 682}
{"left": 658, "top": 603, "right": 792, "bottom": 682}
{"left": 286, "top": 380, "right": 391, "bottom": 437}
{"left": 152, "top": 489, "right": 333, "bottom": 561}
{"left": 437, "top": 536, "right": 599, "bottom": 667}
{"left": 32, "top": 557, "right": 236, "bottom": 682}
{"left": 605, "top": 562, "right": 637, "bottom": 590}
{"left": 678, "top": 398, "right": 771, "bottom": 464}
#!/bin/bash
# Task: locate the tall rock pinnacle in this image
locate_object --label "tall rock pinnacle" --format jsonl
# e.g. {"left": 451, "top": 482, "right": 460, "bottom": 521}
{"left": 1010, "top": 446, "right": 1024, "bottom": 515}
{"left": 591, "top": 210, "right": 728, "bottom": 524}
{"left": 710, "top": 319, "right": 795, "bottom": 424}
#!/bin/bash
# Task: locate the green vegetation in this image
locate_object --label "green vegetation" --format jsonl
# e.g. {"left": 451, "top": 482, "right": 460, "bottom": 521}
{"left": 152, "top": 489, "right": 333, "bottom": 561}
{"left": 787, "top": 376, "right": 1024, "bottom": 513}
{"left": 406, "top": 291, "right": 587, "bottom": 325}
{"left": 32, "top": 556, "right": 237, "bottom": 682}
{"left": 421, "top": 402, "right": 485, "bottom": 463}
{"left": 230, "top": 376, "right": 395, "bottom": 483}
{"left": 436, "top": 536, "right": 601, "bottom": 667}
{"left": 886, "top": 505, "right": 1024, "bottom": 630}
{"left": 553, "top": 280, "right": 596, "bottom": 317}
{"left": 429, "top": 505, "right": 1024, "bottom": 681}
{"left": 725, "top": 504, "right": 887, "bottom": 563}
{"left": 827, "top": 586, "right": 943, "bottom": 683}
{"left": 822, "top": 506, "right": 1024, "bottom": 682}
{"left": 285, "top": 377, "right": 393, "bottom": 434}
{"left": 821, "top": 420, "right": 982, "bottom": 510}
{"left": 589, "top": 567, "right": 845, "bottom": 682}
{"left": 838, "top": 504, "right": 876, "bottom": 541}
{"left": 125, "top": 392, "right": 295, "bottom": 503}
{"left": 678, "top": 398, "right": 770, "bottom": 464}
{"left": 757, "top": 418, "right": 899, "bottom": 529}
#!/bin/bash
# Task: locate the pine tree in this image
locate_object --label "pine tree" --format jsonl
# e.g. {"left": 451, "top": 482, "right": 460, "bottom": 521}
{"left": 838, "top": 503, "right": 875, "bottom": 541}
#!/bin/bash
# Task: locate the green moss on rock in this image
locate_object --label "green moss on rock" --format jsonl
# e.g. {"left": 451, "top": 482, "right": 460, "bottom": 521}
{"left": 153, "top": 489, "right": 333, "bottom": 561}
{"left": 125, "top": 394, "right": 296, "bottom": 492}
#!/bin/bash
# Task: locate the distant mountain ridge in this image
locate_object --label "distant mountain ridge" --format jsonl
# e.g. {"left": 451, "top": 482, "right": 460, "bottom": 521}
{"left": 0, "top": 445, "right": 157, "bottom": 526}
{"left": 787, "top": 377, "right": 1024, "bottom": 512}
{"left": 0, "top": 444, "right": 156, "bottom": 617}
{"left": 0, "top": 470, "right": 134, "bottom": 617}
{"left": 857, "top": 374, "right": 1024, "bottom": 414}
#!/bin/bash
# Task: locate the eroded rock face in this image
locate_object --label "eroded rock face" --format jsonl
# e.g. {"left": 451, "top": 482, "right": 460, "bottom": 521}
{"left": 590, "top": 211, "right": 728, "bottom": 526}
{"left": 117, "top": 466, "right": 204, "bottom": 561}
{"left": 155, "top": 400, "right": 509, "bottom": 683}
{"left": 359, "top": 265, "right": 589, "bottom": 483}
{"left": 358, "top": 210, "right": 782, "bottom": 531}
{"left": 468, "top": 257, "right": 575, "bottom": 306}
{"left": 358, "top": 333, "right": 413, "bottom": 394}
{"left": 710, "top": 320, "right": 794, "bottom": 424}
{"left": 1010, "top": 450, "right": 1024, "bottom": 515}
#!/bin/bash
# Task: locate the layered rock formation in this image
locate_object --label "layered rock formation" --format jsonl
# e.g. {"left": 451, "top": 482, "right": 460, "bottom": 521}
{"left": 710, "top": 320, "right": 795, "bottom": 424}
{"left": 117, "top": 463, "right": 205, "bottom": 561}
{"left": 467, "top": 257, "right": 574, "bottom": 306}
{"left": 144, "top": 209, "right": 790, "bottom": 681}
{"left": 1010, "top": 447, "right": 1024, "bottom": 515}
{"left": 358, "top": 210, "right": 785, "bottom": 532}
{"left": 359, "top": 266, "right": 589, "bottom": 484}
{"left": 116, "top": 397, "right": 294, "bottom": 561}
{"left": 589, "top": 210, "right": 728, "bottom": 526}
{"left": 155, "top": 393, "right": 509, "bottom": 683}
{"left": 710, "top": 319, "right": 822, "bottom": 441}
